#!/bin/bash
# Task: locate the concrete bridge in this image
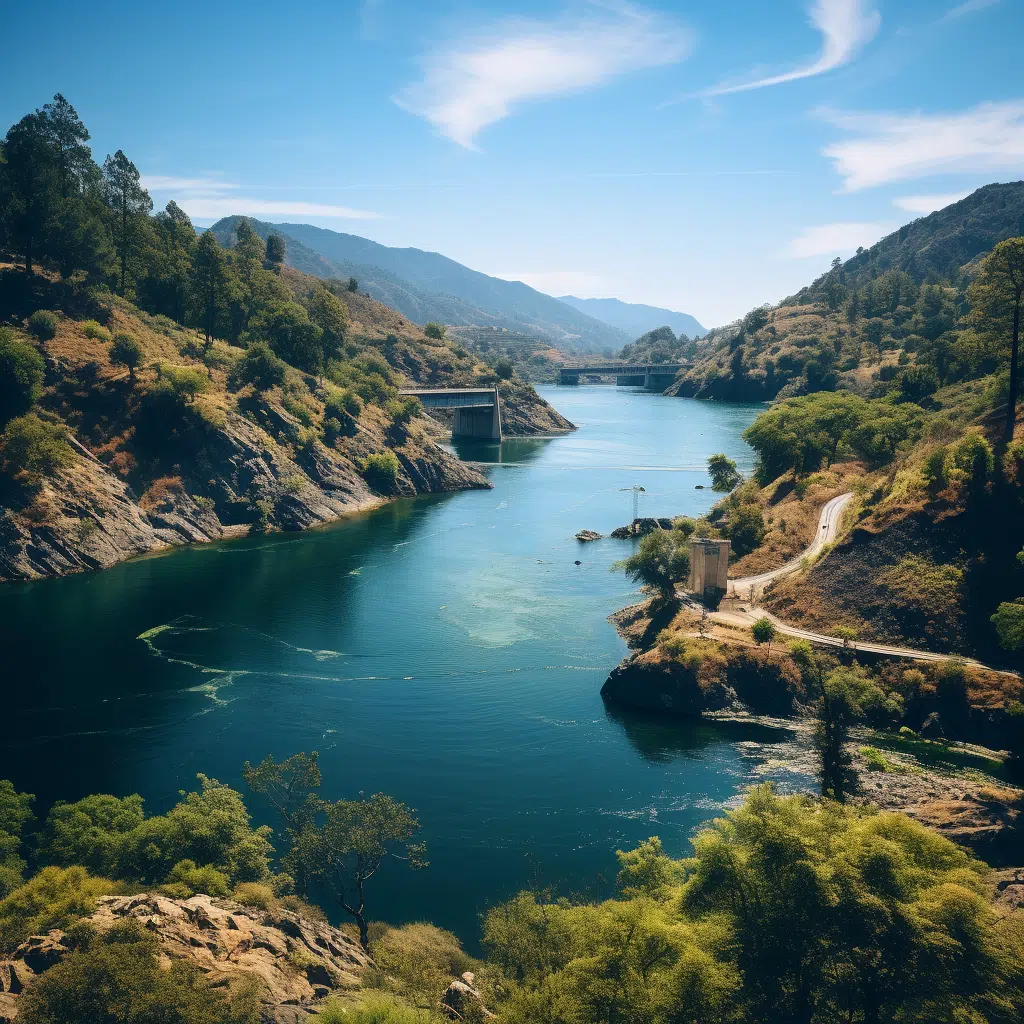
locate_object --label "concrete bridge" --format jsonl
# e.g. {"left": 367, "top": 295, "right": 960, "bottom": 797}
{"left": 558, "top": 363, "right": 684, "bottom": 388}
{"left": 399, "top": 387, "right": 503, "bottom": 440}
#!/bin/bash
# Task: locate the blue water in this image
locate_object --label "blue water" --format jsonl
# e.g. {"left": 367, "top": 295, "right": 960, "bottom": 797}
{"left": 0, "top": 386, "right": 779, "bottom": 945}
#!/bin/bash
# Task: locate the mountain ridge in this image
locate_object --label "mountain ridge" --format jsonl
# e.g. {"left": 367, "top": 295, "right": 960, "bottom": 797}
{"left": 557, "top": 295, "right": 706, "bottom": 339}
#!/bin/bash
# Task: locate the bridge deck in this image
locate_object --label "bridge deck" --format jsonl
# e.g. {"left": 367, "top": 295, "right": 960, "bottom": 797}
{"left": 399, "top": 387, "right": 498, "bottom": 409}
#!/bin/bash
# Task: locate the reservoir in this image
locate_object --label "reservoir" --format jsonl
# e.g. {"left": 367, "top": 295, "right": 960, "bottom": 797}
{"left": 1, "top": 385, "right": 776, "bottom": 944}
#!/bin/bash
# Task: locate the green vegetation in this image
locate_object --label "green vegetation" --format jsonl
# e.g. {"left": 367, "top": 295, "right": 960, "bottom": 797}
{"left": 707, "top": 453, "right": 740, "bottom": 491}
{"left": 750, "top": 616, "right": 777, "bottom": 655}
{"left": 18, "top": 919, "right": 261, "bottom": 1024}
{"left": 0, "top": 780, "right": 34, "bottom": 898}
{"left": 0, "top": 328, "right": 45, "bottom": 423}
{"left": 613, "top": 527, "right": 691, "bottom": 601}
{"left": 361, "top": 450, "right": 401, "bottom": 492}
{"left": 109, "top": 333, "right": 143, "bottom": 379}
{"left": 0, "top": 413, "right": 75, "bottom": 479}
{"left": 483, "top": 786, "right": 1024, "bottom": 1023}
{"left": 27, "top": 310, "right": 58, "bottom": 340}
{"left": 0, "top": 866, "right": 114, "bottom": 950}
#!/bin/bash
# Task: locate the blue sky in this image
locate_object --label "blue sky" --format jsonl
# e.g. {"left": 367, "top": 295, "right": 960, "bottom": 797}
{"left": 2, "top": 0, "right": 1022, "bottom": 326}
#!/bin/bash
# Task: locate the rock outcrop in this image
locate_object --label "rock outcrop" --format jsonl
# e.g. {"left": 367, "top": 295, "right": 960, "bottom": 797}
{"left": 441, "top": 971, "right": 495, "bottom": 1020}
{"left": 0, "top": 893, "right": 372, "bottom": 1023}
{"left": 610, "top": 517, "right": 675, "bottom": 539}
{"left": 575, "top": 530, "right": 602, "bottom": 542}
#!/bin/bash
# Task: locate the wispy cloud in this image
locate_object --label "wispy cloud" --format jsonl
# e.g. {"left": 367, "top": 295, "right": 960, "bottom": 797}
{"left": 822, "top": 100, "right": 1024, "bottom": 191}
{"left": 786, "top": 221, "right": 894, "bottom": 259}
{"left": 893, "top": 191, "right": 973, "bottom": 215}
{"left": 142, "top": 176, "right": 383, "bottom": 221}
{"left": 493, "top": 270, "right": 605, "bottom": 296}
{"left": 396, "top": 3, "right": 693, "bottom": 149}
{"left": 941, "top": 0, "right": 1001, "bottom": 22}
{"left": 696, "top": 0, "right": 879, "bottom": 98}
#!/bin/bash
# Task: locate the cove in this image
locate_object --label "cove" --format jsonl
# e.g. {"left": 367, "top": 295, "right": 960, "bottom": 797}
{"left": 1, "top": 386, "right": 790, "bottom": 946}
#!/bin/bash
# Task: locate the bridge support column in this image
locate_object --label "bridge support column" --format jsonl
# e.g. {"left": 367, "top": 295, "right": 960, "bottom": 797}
{"left": 452, "top": 388, "right": 502, "bottom": 440}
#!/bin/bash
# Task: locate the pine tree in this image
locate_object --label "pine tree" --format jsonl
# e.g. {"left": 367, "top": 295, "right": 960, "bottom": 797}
{"left": 102, "top": 150, "right": 152, "bottom": 295}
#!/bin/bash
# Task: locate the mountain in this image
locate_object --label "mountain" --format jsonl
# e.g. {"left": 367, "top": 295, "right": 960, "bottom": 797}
{"left": 210, "top": 218, "right": 628, "bottom": 354}
{"left": 557, "top": 295, "right": 706, "bottom": 339}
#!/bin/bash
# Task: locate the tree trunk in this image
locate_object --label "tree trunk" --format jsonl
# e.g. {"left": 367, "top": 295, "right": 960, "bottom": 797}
{"left": 1007, "top": 290, "right": 1021, "bottom": 443}
{"left": 355, "top": 910, "right": 369, "bottom": 952}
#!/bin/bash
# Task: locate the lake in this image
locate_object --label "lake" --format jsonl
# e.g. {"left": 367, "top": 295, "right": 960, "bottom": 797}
{"left": 0, "top": 385, "right": 793, "bottom": 946}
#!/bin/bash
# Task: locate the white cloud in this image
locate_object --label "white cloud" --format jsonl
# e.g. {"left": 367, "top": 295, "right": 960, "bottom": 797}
{"left": 142, "top": 175, "right": 382, "bottom": 220}
{"left": 941, "top": 0, "right": 1000, "bottom": 21}
{"left": 893, "top": 191, "right": 973, "bottom": 215}
{"left": 493, "top": 270, "right": 605, "bottom": 296}
{"left": 822, "top": 101, "right": 1024, "bottom": 191}
{"left": 396, "top": 4, "right": 692, "bottom": 149}
{"left": 786, "top": 221, "right": 894, "bottom": 259}
{"left": 699, "top": 0, "right": 879, "bottom": 97}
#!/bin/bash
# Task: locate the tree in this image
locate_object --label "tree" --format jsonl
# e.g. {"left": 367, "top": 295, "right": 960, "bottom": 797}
{"left": 424, "top": 322, "right": 446, "bottom": 341}
{"left": 230, "top": 342, "right": 286, "bottom": 392}
{"left": 494, "top": 357, "right": 514, "bottom": 380}
{"left": 1, "top": 111, "right": 56, "bottom": 274}
{"left": 724, "top": 503, "right": 765, "bottom": 557}
{"left": 248, "top": 301, "right": 323, "bottom": 373}
{"left": 0, "top": 414, "right": 74, "bottom": 479}
{"left": 110, "top": 334, "right": 144, "bottom": 381}
{"left": 146, "top": 201, "right": 196, "bottom": 323}
{"left": 613, "top": 529, "right": 690, "bottom": 602}
{"left": 970, "top": 237, "right": 1024, "bottom": 441}
{"left": 0, "top": 780, "right": 34, "bottom": 898}
{"left": 0, "top": 329, "right": 45, "bottom": 424}
{"left": 707, "top": 453, "right": 740, "bottom": 491}
{"left": 992, "top": 600, "right": 1024, "bottom": 653}
{"left": 41, "top": 94, "right": 93, "bottom": 199}
{"left": 750, "top": 617, "right": 777, "bottom": 657}
{"left": 291, "top": 793, "right": 427, "bottom": 950}
{"left": 308, "top": 285, "right": 348, "bottom": 363}
{"left": 265, "top": 232, "right": 286, "bottom": 271}
{"left": 813, "top": 668, "right": 862, "bottom": 801}
{"left": 347, "top": 276, "right": 359, "bottom": 293}
{"left": 190, "top": 231, "right": 227, "bottom": 345}
{"left": 101, "top": 150, "right": 152, "bottom": 295}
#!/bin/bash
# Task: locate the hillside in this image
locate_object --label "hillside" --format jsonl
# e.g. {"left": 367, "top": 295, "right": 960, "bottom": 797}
{"left": 673, "top": 182, "right": 1024, "bottom": 403}
{"left": 210, "top": 217, "right": 629, "bottom": 353}
{"left": 558, "top": 294, "right": 706, "bottom": 339}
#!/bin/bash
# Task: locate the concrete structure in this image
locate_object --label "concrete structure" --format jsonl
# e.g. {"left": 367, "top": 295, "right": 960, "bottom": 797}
{"left": 688, "top": 538, "right": 731, "bottom": 604}
{"left": 399, "top": 387, "right": 502, "bottom": 441}
{"left": 558, "top": 363, "right": 684, "bottom": 389}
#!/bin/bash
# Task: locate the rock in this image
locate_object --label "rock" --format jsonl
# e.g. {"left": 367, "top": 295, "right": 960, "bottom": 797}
{"left": 0, "top": 894, "right": 372, "bottom": 1022}
{"left": 575, "top": 530, "right": 602, "bottom": 542}
{"left": 695, "top": 484, "right": 704, "bottom": 489}
{"left": 920, "top": 712, "right": 945, "bottom": 738}
{"left": 609, "top": 518, "right": 675, "bottom": 539}
{"left": 992, "top": 868, "right": 1024, "bottom": 913}
{"left": 441, "top": 972, "right": 495, "bottom": 1020}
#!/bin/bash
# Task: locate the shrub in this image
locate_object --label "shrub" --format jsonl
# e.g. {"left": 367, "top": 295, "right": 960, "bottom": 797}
{"left": 369, "top": 923, "right": 474, "bottom": 1007}
{"left": 27, "top": 309, "right": 58, "bottom": 340}
{"left": 232, "top": 882, "right": 277, "bottom": 910}
{"left": 386, "top": 396, "right": 420, "bottom": 428}
{"left": 162, "top": 859, "right": 231, "bottom": 897}
{"left": 361, "top": 451, "right": 401, "bottom": 491}
{"left": 81, "top": 319, "right": 111, "bottom": 343}
{"left": 317, "top": 993, "right": 436, "bottom": 1024}
{"left": 424, "top": 322, "right": 446, "bottom": 341}
{"left": 724, "top": 503, "right": 765, "bottom": 557}
{"left": 231, "top": 341, "right": 286, "bottom": 392}
{"left": 0, "top": 328, "right": 45, "bottom": 424}
{"left": 0, "top": 414, "right": 75, "bottom": 479}
{"left": 0, "top": 866, "right": 112, "bottom": 951}
{"left": 16, "top": 919, "right": 261, "bottom": 1024}
{"left": 494, "top": 357, "right": 514, "bottom": 380}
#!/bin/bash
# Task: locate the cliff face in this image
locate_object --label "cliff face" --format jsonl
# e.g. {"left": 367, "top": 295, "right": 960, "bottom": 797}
{"left": 0, "top": 893, "right": 371, "bottom": 1024}
{"left": 497, "top": 380, "right": 574, "bottom": 435}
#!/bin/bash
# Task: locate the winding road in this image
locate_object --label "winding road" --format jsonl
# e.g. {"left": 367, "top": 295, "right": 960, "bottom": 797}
{"left": 709, "top": 492, "right": 1016, "bottom": 675}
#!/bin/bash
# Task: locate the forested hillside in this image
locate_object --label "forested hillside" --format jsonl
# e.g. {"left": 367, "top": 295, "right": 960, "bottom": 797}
{"left": 0, "top": 95, "right": 571, "bottom": 582}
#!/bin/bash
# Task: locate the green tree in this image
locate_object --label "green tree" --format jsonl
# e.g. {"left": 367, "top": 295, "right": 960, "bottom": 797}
{"left": 0, "top": 867, "right": 112, "bottom": 951}
{"left": 265, "top": 231, "right": 286, "bottom": 271}
{"left": 707, "top": 453, "right": 740, "bottom": 491}
{"left": 249, "top": 301, "right": 323, "bottom": 374}
{"left": 0, "top": 414, "right": 74, "bottom": 479}
{"left": 230, "top": 342, "right": 286, "bottom": 392}
{"left": 41, "top": 94, "right": 94, "bottom": 200}
{"left": 0, "top": 328, "right": 45, "bottom": 424}
{"left": 750, "top": 617, "right": 777, "bottom": 657}
{"left": 101, "top": 150, "right": 152, "bottom": 295}
{"left": 0, "top": 781, "right": 34, "bottom": 899}
{"left": 291, "top": 793, "right": 427, "bottom": 950}
{"left": 992, "top": 599, "right": 1024, "bottom": 653}
{"left": 494, "top": 357, "right": 514, "bottom": 380}
{"left": 724, "top": 503, "right": 765, "bottom": 557}
{"left": 423, "top": 322, "right": 446, "bottom": 340}
{"left": 308, "top": 285, "right": 348, "bottom": 363}
{"left": 613, "top": 529, "right": 690, "bottom": 602}
{"left": 969, "top": 238, "right": 1024, "bottom": 441}
{"left": 190, "top": 231, "right": 228, "bottom": 345}
{"left": 110, "top": 334, "right": 144, "bottom": 381}
{"left": 813, "top": 668, "right": 862, "bottom": 802}
{"left": 146, "top": 201, "right": 196, "bottom": 323}
{"left": 1, "top": 111, "right": 57, "bottom": 274}
{"left": 347, "top": 276, "right": 359, "bottom": 293}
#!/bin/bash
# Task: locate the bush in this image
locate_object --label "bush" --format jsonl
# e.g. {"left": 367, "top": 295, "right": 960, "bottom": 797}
{"left": 0, "top": 866, "right": 112, "bottom": 951}
{"left": 0, "top": 414, "right": 75, "bottom": 479}
{"left": 27, "top": 309, "right": 59, "bottom": 340}
{"left": 232, "top": 882, "right": 277, "bottom": 910}
{"left": 231, "top": 342, "right": 286, "bottom": 392}
{"left": 162, "top": 859, "right": 231, "bottom": 898}
{"left": 81, "top": 320, "right": 111, "bottom": 343}
{"left": 361, "top": 451, "right": 401, "bottom": 492}
{"left": 494, "top": 357, "right": 514, "bottom": 381}
{"left": 0, "top": 328, "right": 45, "bottom": 424}
{"left": 317, "top": 993, "right": 436, "bottom": 1024}
{"left": 17, "top": 919, "right": 261, "bottom": 1024}
{"left": 158, "top": 364, "right": 211, "bottom": 404}
{"left": 369, "top": 923, "right": 474, "bottom": 1007}
{"left": 424, "top": 323, "right": 446, "bottom": 341}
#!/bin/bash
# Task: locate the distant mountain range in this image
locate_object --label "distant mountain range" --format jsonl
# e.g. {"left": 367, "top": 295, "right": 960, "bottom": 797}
{"left": 558, "top": 296, "right": 705, "bottom": 340}
{"left": 209, "top": 217, "right": 704, "bottom": 353}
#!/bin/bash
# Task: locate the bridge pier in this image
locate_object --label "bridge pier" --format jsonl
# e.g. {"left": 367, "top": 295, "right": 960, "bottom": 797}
{"left": 399, "top": 386, "right": 503, "bottom": 441}
{"left": 452, "top": 400, "right": 502, "bottom": 441}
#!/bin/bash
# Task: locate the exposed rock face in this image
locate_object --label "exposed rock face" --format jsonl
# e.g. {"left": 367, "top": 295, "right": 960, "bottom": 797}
{"left": 0, "top": 408, "right": 489, "bottom": 585}
{"left": 0, "top": 893, "right": 372, "bottom": 1023}
{"left": 496, "top": 380, "right": 574, "bottom": 435}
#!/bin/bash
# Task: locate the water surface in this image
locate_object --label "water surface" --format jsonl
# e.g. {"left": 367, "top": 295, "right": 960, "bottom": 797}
{"left": 1, "top": 386, "right": 783, "bottom": 944}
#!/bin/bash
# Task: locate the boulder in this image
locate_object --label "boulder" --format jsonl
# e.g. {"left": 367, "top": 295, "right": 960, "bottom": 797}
{"left": 920, "top": 712, "right": 945, "bottom": 738}
{"left": 441, "top": 971, "right": 495, "bottom": 1020}
{"left": 575, "top": 530, "right": 602, "bottom": 542}
{"left": 609, "top": 518, "right": 674, "bottom": 539}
